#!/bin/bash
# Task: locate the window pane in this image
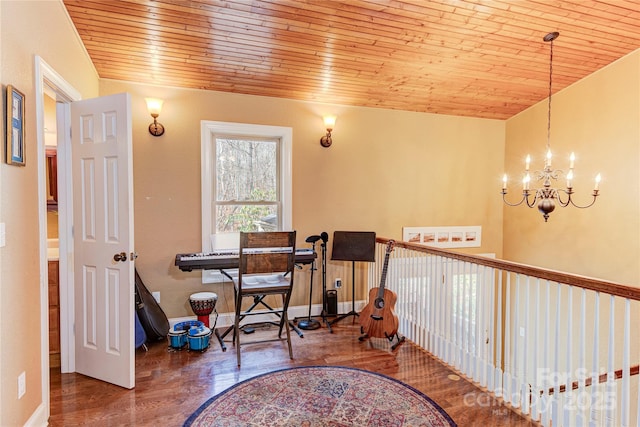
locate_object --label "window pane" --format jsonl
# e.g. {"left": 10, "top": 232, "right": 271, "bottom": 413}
{"left": 216, "top": 138, "right": 277, "bottom": 202}
{"left": 216, "top": 204, "right": 278, "bottom": 233}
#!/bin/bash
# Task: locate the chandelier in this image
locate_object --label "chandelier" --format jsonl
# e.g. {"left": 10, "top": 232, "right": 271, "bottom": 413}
{"left": 502, "top": 32, "right": 601, "bottom": 222}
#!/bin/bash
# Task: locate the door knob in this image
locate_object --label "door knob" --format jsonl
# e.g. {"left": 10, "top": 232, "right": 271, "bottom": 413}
{"left": 113, "top": 252, "right": 128, "bottom": 262}
{"left": 130, "top": 252, "right": 138, "bottom": 260}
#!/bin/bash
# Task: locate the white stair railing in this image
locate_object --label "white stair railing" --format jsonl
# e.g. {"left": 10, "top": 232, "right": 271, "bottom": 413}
{"left": 367, "top": 238, "right": 640, "bottom": 426}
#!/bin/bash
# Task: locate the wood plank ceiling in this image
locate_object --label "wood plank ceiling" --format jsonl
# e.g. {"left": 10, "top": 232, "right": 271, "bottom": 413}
{"left": 63, "top": 0, "right": 640, "bottom": 120}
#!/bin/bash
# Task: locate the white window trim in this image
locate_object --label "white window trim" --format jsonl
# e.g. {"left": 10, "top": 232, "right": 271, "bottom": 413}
{"left": 201, "top": 120, "right": 293, "bottom": 283}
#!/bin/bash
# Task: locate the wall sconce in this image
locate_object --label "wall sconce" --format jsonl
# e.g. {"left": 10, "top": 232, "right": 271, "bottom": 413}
{"left": 145, "top": 97, "right": 165, "bottom": 137}
{"left": 320, "top": 115, "right": 336, "bottom": 147}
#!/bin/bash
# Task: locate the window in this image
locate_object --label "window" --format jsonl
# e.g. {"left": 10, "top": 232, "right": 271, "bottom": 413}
{"left": 201, "top": 121, "right": 292, "bottom": 283}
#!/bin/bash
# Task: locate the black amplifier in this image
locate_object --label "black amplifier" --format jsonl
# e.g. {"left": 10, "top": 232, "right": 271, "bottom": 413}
{"left": 325, "top": 290, "right": 338, "bottom": 316}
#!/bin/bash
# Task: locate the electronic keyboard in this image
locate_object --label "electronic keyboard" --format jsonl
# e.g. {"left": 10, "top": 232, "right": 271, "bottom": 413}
{"left": 175, "top": 248, "right": 315, "bottom": 271}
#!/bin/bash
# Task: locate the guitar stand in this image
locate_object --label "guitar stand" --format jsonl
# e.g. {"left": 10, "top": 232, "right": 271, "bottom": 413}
{"left": 358, "top": 328, "right": 406, "bottom": 351}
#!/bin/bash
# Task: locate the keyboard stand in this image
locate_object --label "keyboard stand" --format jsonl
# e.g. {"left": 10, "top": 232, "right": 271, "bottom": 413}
{"left": 217, "top": 269, "right": 304, "bottom": 341}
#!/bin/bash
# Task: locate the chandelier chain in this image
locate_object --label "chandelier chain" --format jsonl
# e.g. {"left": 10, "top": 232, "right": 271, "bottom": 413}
{"left": 547, "top": 37, "right": 554, "bottom": 153}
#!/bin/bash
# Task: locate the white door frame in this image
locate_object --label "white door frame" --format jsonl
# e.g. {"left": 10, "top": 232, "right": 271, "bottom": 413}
{"left": 35, "top": 56, "right": 81, "bottom": 421}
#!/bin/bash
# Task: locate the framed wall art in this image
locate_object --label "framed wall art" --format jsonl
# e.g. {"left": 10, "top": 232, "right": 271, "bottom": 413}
{"left": 6, "top": 85, "right": 26, "bottom": 166}
{"left": 403, "top": 225, "right": 482, "bottom": 249}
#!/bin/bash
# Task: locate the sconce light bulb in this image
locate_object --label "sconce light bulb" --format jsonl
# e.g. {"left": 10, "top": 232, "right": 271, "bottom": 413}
{"left": 145, "top": 98, "right": 164, "bottom": 117}
{"left": 323, "top": 115, "right": 336, "bottom": 132}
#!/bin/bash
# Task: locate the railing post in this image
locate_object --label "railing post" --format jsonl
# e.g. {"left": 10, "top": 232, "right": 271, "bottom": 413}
{"left": 522, "top": 275, "right": 531, "bottom": 416}
{"left": 589, "top": 292, "right": 600, "bottom": 427}
{"left": 622, "top": 298, "right": 630, "bottom": 426}
{"left": 552, "top": 283, "right": 562, "bottom": 427}
{"left": 504, "top": 272, "right": 512, "bottom": 404}
{"left": 540, "top": 280, "right": 552, "bottom": 427}
{"left": 477, "top": 264, "right": 486, "bottom": 388}
{"left": 606, "top": 295, "right": 616, "bottom": 426}
{"left": 494, "top": 270, "right": 503, "bottom": 397}
{"left": 532, "top": 276, "right": 541, "bottom": 422}
{"left": 487, "top": 266, "right": 496, "bottom": 392}
{"left": 563, "top": 286, "right": 574, "bottom": 426}
{"left": 512, "top": 274, "right": 521, "bottom": 408}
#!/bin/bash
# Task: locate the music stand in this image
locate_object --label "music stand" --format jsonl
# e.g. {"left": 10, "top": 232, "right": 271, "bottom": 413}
{"left": 329, "top": 231, "right": 376, "bottom": 326}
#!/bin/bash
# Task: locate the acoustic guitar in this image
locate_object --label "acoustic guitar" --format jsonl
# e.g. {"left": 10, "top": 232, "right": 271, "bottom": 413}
{"left": 359, "top": 240, "right": 399, "bottom": 339}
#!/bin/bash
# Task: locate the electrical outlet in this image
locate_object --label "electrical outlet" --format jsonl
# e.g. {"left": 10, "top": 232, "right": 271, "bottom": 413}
{"left": 335, "top": 278, "right": 342, "bottom": 288}
{"left": 152, "top": 291, "right": 161, "bottom": 304}
{"left": 519, "top": 327, "right": 525, "bottom": 337}
{"left": 18, "top": 372, "right": 26, "bottom": 399}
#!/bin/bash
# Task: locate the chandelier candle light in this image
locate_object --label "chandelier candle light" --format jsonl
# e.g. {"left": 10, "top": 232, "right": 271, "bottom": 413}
{"left": 502, "top": 32, "right": 601, "bottom": 222}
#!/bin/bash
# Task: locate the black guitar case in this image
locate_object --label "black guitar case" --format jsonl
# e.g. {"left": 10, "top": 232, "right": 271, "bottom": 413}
{"left": 134, "top": 269, "right": 170, "bottom": 341}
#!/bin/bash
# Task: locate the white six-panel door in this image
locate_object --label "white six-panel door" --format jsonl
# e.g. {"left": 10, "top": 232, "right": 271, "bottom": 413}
{"left": 71, "top": 93, "right": 134, "bottom": 389}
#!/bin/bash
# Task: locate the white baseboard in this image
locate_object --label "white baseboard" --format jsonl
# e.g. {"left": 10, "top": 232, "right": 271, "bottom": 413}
{"left": 169, "top": 301, "right": 366, "bottom": 329}
{"left": 24, "top": 402, "right": 47, "bottom": 427}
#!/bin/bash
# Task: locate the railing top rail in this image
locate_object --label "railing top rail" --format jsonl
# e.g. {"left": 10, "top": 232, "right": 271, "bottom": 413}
{"left": 378, "top": 237, "right": 640, "bottom": 301}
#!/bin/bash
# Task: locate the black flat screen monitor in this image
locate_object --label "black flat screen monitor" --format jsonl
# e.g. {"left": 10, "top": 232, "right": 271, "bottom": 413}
{"left": 331, "top": 231, "right": 376, "bottom": 262}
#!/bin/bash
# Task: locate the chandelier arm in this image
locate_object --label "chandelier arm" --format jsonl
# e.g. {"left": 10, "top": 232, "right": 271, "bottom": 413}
{"left": 556, "top": 189, "right": 600, "bottom": 209}
{"left": 524, "top": 190, "right": 539, "bottom": 208}
{"left": 502, "top": 191, "right": 528, "bottom": 207}
{"left": 555, "top": 189, "right": 572, "bottom": 208}
{"left": 568, "top": 194, "right": 600, "bottom": 209}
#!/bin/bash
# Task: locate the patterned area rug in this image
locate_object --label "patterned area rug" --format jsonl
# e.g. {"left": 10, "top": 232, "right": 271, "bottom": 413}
{"left": 184, "top": 366, "right": 457, "bottom": 426}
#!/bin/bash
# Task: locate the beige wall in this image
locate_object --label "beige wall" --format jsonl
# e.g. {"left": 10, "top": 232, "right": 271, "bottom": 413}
{"left": 99, "top": 79, "right": 506, "bottom": 319}
{"left": 504, "top": 50, "right": 640, "bottom": 286}
{"left": 0, "top": 1, "right": 99, "bottom": 425}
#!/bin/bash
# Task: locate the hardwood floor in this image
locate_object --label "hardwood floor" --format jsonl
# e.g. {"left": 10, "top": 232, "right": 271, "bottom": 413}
{"left": 49, "top": 321, "right": 538, "bottom": 426}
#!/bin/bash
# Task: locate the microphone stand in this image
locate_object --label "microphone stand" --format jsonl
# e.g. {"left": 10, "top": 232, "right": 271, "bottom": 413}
{"left": 297, "top": 237, "right": 321, "bottom": 330}
{"left": 319, "top": 232, "right": 333, "bottom": 333}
